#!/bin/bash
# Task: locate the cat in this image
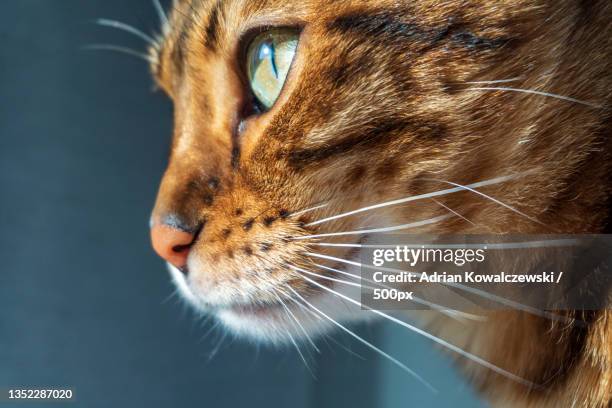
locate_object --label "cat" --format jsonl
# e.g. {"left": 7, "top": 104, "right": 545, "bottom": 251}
{"left": 142, "top": 0, "right": 611, "bottom": 406}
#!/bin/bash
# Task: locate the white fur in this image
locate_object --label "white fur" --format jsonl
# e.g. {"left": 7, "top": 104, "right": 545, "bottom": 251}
{"left": 167, "top": 261, "right": 373, "bottom": 345}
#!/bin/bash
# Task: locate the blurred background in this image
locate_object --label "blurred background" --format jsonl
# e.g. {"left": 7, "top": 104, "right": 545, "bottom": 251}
{"left": 0, "top": 1, "right": 484, "bottom": 407}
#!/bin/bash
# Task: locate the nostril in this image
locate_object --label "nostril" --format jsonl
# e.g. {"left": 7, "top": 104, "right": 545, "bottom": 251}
{"left": 171, "top": 245, "right": 192, "bottom": 276}
{"left": 172, "top": 244, "right": 191, "bottom": 253}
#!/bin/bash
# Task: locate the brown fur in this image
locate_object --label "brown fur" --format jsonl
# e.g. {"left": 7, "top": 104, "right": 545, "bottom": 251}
{"left": 149, "top": 0, "right": 612, "bottom": 406}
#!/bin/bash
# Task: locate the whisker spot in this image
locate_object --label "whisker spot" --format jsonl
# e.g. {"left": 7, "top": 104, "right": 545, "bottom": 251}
{"left": 207, "top": 177, "right": 220, "bottom": 190}
{"left": 243, "top": 218, "right": 255, "bottom": 231}
{"left": 203, "top": 193, "right": 214, "bottom": 206}
{"left": 263, "top": 216, "right": 277, "bottom": 227}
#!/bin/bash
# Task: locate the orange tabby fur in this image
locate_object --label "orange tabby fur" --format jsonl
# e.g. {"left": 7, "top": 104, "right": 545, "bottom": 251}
{"left": 149, "top": 1, "right": 611, "bottom": 406}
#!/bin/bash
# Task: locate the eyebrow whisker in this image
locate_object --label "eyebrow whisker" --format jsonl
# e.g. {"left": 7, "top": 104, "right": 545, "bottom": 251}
{"left": 94, "top": 18, "right": 159, "bottom": 48}
{"left": 81, "top": 44, "right": 157, "bottom": 64}
{"left": 152, "top": 0, "right": 169, "bottom": 30}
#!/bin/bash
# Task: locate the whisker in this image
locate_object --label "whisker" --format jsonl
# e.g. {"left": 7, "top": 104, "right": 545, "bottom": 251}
{"left": 307, "top": 173, "right": 527, "bottom": 227}
{"left": 312, "top": 263, "right": 362, "bottom": 282}
{"left": 206, "top": 329, "right": 228, "bottom": 361}
{"left": 293, "top": 270, "right": 538, "bottom": 388}
{"left": 294, "top": 214, "right": 452, "bottom": 240}
{"left": 161, "top": 288, "right": 180, "bottom": 305}
{"left": 290, "top": 203, "right": 328, "bottom": 218}
{"left": 272, "top": 290, "right": 320, "bottom": 353}
{"left": 437, "top": 309, "right": 488, "bottom": 323}
{"left": 199, "top": 320, "right": 220, "bottom": 343}
{"left": 285, "top": 285, "right": 437, "bottom": 392}
{"left": 152, "top": 0, "right": 169, "bottom": 29}
{"left": 310, "top": 242, "right": 364, "bottom": 248}
{"left": 464, "top": 77, "right": 523, "bottom": 84}
{"left": 81, "top": 44, "right": 156, "bottom": 64}
{"left": 309, "top": 263, "right": 484, "bottom": 322}
{"left": 306, "top": 252, "right": 360, "bottom": 268}
{"left": 277, "top": 292, "right": 369, "bottom": 360}
{"left": 305, "top": 251, "right": 573, "bottom": 324}
{"left": 93, "top": 18, "right": 158, "bottom": 47}
{"left": 466, "top": 86, "right": 600, "bottom": 108}
{"left": 321, "top": 332, "right": 367, "bottom": 360}
{"left": 293, "top": 265, "right": 366, "bottom": 289}
{"left": 284, "top": 325, "right": 316, "bottom": 378}
{"left": 275, "top": 287, "right": 323, "bottom": 321}
{"left": 310, "top": 239, "right": 579, "bottom": 250}
{"left": 424, "top": 178, "right": 545, "bottom": 227}
{"left": 431, "top": 198, "right": 476, "bottom": 226}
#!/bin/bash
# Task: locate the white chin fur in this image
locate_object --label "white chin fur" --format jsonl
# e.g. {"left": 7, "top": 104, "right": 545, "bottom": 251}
{"left": 166, "top": 263, "right": 373, "bottom": 345}
{"left": 168, "top": 264, "right": 202, "bottom": 308}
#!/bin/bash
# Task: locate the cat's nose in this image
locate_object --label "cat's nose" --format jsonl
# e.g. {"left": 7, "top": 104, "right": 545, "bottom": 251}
{"left": 150, "top": 223, "right": 196, "bottom": 269}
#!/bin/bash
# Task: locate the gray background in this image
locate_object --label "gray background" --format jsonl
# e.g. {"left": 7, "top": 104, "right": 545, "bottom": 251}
{"left": 0, "top": 1, "right": 483, "bottom": 407}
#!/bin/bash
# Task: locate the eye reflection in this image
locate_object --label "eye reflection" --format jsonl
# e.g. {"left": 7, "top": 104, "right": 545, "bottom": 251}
{"left": 246, "top": 28, "right": 299, "bottom": 110}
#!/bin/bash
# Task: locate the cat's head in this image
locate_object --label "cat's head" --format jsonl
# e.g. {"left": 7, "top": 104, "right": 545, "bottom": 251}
{"left": 148, "top": 0, "right": 610, "bottom": 343}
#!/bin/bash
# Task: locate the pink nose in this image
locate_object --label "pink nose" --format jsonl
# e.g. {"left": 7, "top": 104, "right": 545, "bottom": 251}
{"left": 150, "top": 224, "right": 195, "bottom": 269}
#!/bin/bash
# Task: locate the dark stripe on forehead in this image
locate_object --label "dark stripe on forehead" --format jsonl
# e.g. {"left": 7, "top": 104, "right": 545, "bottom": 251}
{"left": 171, "top": 25, "right": 190, "bottom": 73}
{"left": 204, "top": 0, "right": 223, "bottom": 51}
{"left": 169, "top": 0, "right": 221, "bottom": 72}
{"left": 329, "top": 12, "right": 434, "bottom": 44}
{"left": 328, "top": 11, "right": 510, "bottom": 52}
{"left": 288, "top": 118, "right": 447, "bottom": 169}
{"left": 169, "top": 1, "right": 200, "bottom": 73}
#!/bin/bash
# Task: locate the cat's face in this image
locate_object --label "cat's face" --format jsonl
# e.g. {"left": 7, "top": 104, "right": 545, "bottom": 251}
{"left": 148, "top": 0, "right": 607, "bottom": 342}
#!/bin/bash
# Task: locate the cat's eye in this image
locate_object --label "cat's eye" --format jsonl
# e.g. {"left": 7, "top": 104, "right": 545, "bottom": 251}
{"left": 246, "top": 28, "right": 299, "bottom": 111}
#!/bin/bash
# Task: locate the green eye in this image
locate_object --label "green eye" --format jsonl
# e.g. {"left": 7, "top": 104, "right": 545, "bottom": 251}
{"left": 246, "top": 28, "right": 299, "bottom": 111}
